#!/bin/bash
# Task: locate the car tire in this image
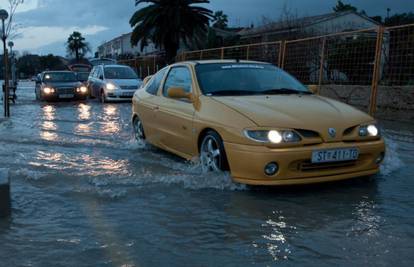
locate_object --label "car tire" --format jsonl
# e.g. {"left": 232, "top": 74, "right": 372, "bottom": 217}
{"left": 200, "top": 131, "right": 229, "bottom": 172}
{"left": 133, "top": 116, "right": 145, "bottom": 141}
{"left": 100, "top": 90, "right": 106, "bottom": 103}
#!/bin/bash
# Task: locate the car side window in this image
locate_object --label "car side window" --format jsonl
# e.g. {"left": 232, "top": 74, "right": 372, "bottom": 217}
{"left": 146, "top": 68, "right": 167, "bottom": 95}
{"left": 163, "top": 67, "right": 192, "bottom": 97}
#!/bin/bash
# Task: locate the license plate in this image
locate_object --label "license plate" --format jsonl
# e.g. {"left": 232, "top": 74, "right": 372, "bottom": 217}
{"left": 122, "top": 92, "right": 133, "bottom": 96}
{"left": 312, "top": 148, "right": 359, "bottom": 163}
{"left": 59, "top": 94, "right": 74, "bottom": 99}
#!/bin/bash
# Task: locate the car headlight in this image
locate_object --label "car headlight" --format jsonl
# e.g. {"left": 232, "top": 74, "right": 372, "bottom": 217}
{"left": 244, "top": 129, "right": 302, "bottom": 144}
{"left": 359, "top": 124, "right": 380, "bottom": 137}
{"left": 106, "top": 83, "right": 117, "bottom": 91}
{"left": 77, "top": 86, "right": 88, "bottom": 93}
{"left": 43, "top": 87, "right": 55, "bottom": 94}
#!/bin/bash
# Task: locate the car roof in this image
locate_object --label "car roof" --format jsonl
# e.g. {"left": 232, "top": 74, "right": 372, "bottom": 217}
{"left": 43, "top": 70, "right": 75, "bottom": 73}
{"left": 102, "top": 64, "right": 131, "bottom": 68}
{"left": 177, "top": 59, "right": 272, "bottom": 66}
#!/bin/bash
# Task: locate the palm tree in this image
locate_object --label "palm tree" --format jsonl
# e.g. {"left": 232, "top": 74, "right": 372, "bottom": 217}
{"left": 66, "top": 31, "right": 91, "bottom": 61}
{"left": 212, "top": 10, "right": 228, "bottom": 29}
{"left": 130, "top": 0, "right": 213, "bottom": 63}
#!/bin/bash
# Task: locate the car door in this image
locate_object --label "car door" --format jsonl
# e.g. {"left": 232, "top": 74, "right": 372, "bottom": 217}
{"left": 137, "top": 68, "right": 168, "bottom": 145}
{"left": 156, "top": 65, "right": 197, "bottom": 157}
{"left": 92, "top": 67, "right": 103, "bottom": 97}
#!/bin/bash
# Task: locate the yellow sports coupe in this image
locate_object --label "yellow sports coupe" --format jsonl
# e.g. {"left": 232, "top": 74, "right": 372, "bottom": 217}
{"left": 132, "top": 60, "right": 385, "bottom": 186}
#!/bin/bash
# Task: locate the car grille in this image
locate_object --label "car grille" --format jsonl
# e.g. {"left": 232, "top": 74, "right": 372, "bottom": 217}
{"left": 120, "top": 85, "right": 137, "bottom": 90}
{"left": 294, "top": 160, "right": 357, "bottom": 172}
{"left": 56, "top": 88, "right": 75, "bottom": 94}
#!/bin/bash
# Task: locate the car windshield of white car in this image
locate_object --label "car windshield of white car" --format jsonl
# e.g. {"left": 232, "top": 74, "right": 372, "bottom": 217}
{"left": 196, "top": 63, "right": 310, "bottom": 96}
{"left": 104, "top": 67, "right": 138, "bottom": 79}
{"left": 44, "top": 72, "right": 78, "bottom": 82}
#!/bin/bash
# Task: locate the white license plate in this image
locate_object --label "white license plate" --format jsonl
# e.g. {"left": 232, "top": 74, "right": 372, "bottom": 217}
{"left": 312, "top": 148, "right": 359, "bottom": 163}
{"left": 59, "top": 94, "right": 74, "bottom": 99}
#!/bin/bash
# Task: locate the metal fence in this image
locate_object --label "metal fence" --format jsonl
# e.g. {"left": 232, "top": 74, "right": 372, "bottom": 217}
{"left": 118, "top": 55, "right": 166, "bottom": 79}
{"left": 120, "top": 24, "right": 414, "bottom": 121}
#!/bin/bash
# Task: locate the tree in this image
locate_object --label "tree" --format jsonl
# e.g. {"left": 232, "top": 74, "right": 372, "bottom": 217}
{"left": 385, "top": 12, "right": 414, "bottom": 26}
{"left": 129, "top": 0, "right": 213, "bottom": 63}
{"left": 212, "top": 10, "right": 228, "bottom": 29}
{"left": 66, "top": 31, "right": 91, "bottom": 61}
{"left": 333, "top": 1, "right": 357, "bottom": 13}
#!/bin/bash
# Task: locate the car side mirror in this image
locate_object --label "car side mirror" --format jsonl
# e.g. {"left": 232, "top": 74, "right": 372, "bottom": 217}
{"left": 35, "top": 77, "right": 41, "bottom": 84}
{"left": 167, "top": 87, "right": 192, "bottom": 100}
{"left": 307, "top": 85, "right": 318, "bottom": 94}
{"left": 143, "top": 75, "right": 153, "bottom": 86}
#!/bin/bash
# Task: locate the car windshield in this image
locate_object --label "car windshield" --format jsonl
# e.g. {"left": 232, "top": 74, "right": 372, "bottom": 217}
{"left": 195, "top": 63, "right": 310, "bottom": 96}
{"left": 104, "top": 67, "right": 138, "bottom": 79}
{"left": 77, "top": 72, "right": 90, "bottom": 81}
{"left": 43, "top": 72, "right": 78, "bottom": 82}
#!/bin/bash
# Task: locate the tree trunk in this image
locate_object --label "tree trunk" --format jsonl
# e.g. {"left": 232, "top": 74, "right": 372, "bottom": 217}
{"left": 75, "top": 48, "right": 79, "bottom": 62}
{"left": 164, "top": 41, "right": 179, "bottom": 64}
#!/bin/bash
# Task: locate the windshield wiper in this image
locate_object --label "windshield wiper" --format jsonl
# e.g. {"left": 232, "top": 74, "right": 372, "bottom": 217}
{"left": 261, "top": 88, "right": 313, "bottom": 95}
{"left": 207, "top": 90, "right": 258, "bottom": 96}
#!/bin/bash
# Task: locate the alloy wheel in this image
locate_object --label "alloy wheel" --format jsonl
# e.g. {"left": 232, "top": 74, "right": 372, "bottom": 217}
{"left": 200, "top": 135, "right": 222, "bottom": 172}
{"left": 133, "top": 118, "right": 145, "bottom": 142}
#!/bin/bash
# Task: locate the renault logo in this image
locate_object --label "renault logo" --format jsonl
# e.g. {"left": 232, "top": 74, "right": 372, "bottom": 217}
{"left": 328, "top": 128, "right": 337, "bottom": 138}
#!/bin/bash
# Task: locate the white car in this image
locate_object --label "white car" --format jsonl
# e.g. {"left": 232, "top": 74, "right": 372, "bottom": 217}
{"left": 88, "top": 64, "right": 142, "bottom": 102}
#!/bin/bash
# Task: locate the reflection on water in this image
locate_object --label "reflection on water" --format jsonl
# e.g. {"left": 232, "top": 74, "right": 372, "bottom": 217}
{"left": 78, "top": 103, "right": 91, "bottom": 121}
{"left": 75, "top": 123, "right": 91, "bottom": 134}
{"left": 101, "top": 105, "right": 121, "bottom": 135}
{"left": 260, "top": 214, "right": 293, "bottom": 261}
{"left": 40, "top": 105, "right": 58, "bottom": 141}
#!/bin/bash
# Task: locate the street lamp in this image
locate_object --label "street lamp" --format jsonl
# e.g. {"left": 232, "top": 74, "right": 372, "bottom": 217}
{"left": 0, "top": 9, "right": 10, "bottom": 117}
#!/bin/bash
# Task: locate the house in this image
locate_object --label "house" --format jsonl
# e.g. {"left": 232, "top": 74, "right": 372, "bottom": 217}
{"left": 238, "top": 11, "right": 381, "bottom": 43}
{"left": 97, "top": 32, "right": 158, "bottom": 59}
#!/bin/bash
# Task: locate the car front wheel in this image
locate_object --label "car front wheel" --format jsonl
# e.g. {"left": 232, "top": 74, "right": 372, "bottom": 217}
{"left": 133, "top": 116, "right": 145, "bottom": 142}
{"left": 200, "top": 131, "right": 229, "bottom": 172}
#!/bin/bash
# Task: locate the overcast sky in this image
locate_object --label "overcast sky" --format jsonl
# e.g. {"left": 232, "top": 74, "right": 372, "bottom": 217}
{"left": 1, "top": 0, "right": 413, "bottom": 56}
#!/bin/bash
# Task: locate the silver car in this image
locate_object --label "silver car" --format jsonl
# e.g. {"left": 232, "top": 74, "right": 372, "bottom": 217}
{"left": 88, "top": 64, "right": 142, "bottom": 103}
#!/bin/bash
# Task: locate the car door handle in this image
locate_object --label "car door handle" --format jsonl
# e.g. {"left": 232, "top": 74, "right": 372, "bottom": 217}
{"left": 153, "top": 106, "right": 160, "bottom": 111}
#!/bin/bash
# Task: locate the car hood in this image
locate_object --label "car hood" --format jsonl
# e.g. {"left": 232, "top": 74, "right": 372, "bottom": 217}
{"left": 107, "top": 79, "right": 142, "bottom": 87}
{"left": 44, "top": 81, "right": 81, "bottom": 88}
{"left": 212, "top": 94, "right": 373, "bottom": 136}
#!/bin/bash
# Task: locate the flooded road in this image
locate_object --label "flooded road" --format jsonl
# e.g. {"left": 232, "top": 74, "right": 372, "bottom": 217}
{"left": 0, "top": 82, "right": 413, "bottom": 267}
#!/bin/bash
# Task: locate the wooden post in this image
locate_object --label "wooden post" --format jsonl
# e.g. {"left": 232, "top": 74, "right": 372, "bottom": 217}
{"left": 221, "top": 47, "right": 224, "bottom": 59}
{"left": 369, "top": 26, "right": 384, "bottom": 116}
{"left": 0, "top": 168, "right": 10, "bottom": 217}
{"left": 317, "top": 37, "right": 327, "bottom": 95}
{"left": 200, "top": 50, "right": 203, "bottom": 60}
{"left": 279, "top": 41, "right": 286, "bottom": 69}
{"left": 246, "top": 45, "right": 250, "bottom": 60}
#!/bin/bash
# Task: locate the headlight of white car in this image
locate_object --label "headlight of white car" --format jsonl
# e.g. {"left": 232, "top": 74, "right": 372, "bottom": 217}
{"left": 106, "top": 83, "right": 118, "bottom": 91}
{"left": 244, "top": 129, "right": 302, "bottom": 144}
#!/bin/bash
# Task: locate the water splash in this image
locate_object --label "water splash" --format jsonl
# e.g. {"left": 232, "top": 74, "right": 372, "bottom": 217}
{"left": 381, "top": 138, "right": 404, "bottom": 176}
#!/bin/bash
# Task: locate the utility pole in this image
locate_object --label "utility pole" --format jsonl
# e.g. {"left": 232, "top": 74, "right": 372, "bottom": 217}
{"left": 0, "top": 9, "right": 9, "bottom": 117}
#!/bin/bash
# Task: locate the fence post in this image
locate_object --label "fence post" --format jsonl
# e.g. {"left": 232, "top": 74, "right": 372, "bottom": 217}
{"left": 246, "top": 45, "right": 250, "bottom": 60}
{"left": 369, "top": 26, "right": 384, "bottom": 116}
{"left": 200, "top": 50, "right": 203, "bottom": 60}
{"left": 221, "top": 47, "right": 224, "bottom": 59}
{"left": 279, "top": 41, "right": 286, "bottom": 69}
{"left": 153, "top": 56, "right": 156, "bottom": 74}
{"left": 317, "top": 37, "right": 327, "bottom": 95}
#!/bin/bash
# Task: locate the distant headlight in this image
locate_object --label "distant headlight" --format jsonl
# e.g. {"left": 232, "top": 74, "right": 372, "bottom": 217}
{"left": 76, "top": 86, "right": 88, "bottom": 93}
{"left": 245, "top": 129, "right": 301, "bottom": 144}
{"left": 43, "top": 87, "right": 55, "bottom": 94}
{"left": 359, "top": 124, "right": 380, "bottom": 137}
{"left": 106, "top": 83, "right": 117, "bottom": 91}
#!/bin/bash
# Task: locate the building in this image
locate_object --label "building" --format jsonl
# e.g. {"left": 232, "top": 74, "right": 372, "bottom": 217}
{"left": 238, "top": 11, "right": 381, "bottom": 43}
{"left": 97, "top": 32, "right": 158, "bottom": 59}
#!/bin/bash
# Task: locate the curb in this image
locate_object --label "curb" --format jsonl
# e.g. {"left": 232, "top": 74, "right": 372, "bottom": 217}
{"left": 0, "top": 168, "right": 11, "bottom": 218}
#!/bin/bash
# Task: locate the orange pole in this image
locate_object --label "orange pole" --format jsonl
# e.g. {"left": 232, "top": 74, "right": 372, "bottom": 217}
{"left": 369, "top": 26, "right": 385, "bottom": 116}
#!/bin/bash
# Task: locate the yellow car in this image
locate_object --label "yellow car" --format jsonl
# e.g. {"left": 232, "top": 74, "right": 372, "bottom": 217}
{"left": 132, "top": 60, "right": 385, "bottom": 186}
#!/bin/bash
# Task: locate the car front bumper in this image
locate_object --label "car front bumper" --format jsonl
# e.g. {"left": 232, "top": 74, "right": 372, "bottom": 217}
{"left": 42, "top": 92, "right": 87, "bottom": 101}
{"left": 106, "top": 90, "right": 136, "bottom": 101}
{"left": 224, "top": 139, "right": 385, "bottom": 186}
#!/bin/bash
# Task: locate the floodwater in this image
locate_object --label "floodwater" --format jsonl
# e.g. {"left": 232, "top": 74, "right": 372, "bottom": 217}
{"left": 0, "top": 82, "right": 413, "bottom": 267}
